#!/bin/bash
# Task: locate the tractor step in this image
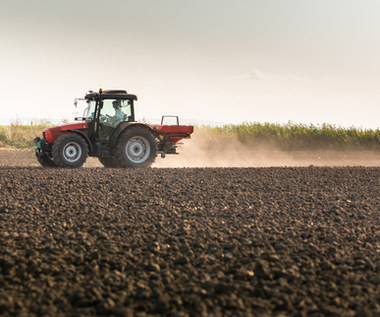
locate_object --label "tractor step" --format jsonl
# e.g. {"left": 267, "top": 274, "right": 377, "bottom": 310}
{"left": 92, "top": 142, "right": 112, "bottom": 158}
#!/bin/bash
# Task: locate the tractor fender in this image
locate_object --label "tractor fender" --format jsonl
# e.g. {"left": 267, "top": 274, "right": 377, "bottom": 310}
{"left": 59, "top": 129, "right": 93, "bottom": 153}
{"left": 109, "top": 122, "right": 158, "bottom": 150}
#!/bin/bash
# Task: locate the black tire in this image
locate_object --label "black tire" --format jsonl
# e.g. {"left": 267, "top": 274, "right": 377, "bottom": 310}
{"left": 98, "top": 157, "right": 120, "bottom": 168}
{"left": 36, "top": 152, "right": 57, "bottom": 167}
{"left": 52, "top": 134, "right": 88, "bottom": 168}
{"left": 115, "top": 127, "right": 157, "bottom": 168}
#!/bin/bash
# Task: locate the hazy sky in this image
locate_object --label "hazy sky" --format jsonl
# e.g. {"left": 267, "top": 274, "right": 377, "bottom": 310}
{"left": 1, "top": 0, "right": 379, "bottom": 128}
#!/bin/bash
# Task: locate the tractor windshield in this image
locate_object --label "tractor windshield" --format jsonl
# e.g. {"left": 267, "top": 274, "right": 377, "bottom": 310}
{"left": 99, "top": 99, "right": 132, "bottom": 127}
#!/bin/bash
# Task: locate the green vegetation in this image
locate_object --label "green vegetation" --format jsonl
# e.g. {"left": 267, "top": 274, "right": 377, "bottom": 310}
{"left": 201, "top": 122, "right": 380, "bottom": 151}
{"left": 0, "top": 122, "right": 51, "bottom": 150}
{"left": 1, "top": 121, "right": 379, "bottom": 151}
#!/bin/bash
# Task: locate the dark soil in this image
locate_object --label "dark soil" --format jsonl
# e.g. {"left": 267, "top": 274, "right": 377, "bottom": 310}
{"left": 0, "top": 166, "right": 379, "bottom": 316}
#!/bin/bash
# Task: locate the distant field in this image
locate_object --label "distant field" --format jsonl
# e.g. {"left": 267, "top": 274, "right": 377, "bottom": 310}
{"left": 1, "top": 122, "right": 379, "bottom": 151}
{"left": 206, "top": 122, "right": 380, "bottom": 151}
{"left": 0, "top": 124, "right": 51, "bottom": 149}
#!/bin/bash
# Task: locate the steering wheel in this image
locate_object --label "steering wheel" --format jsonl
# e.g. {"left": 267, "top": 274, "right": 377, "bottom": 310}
{"left": 100, "top": 114, "right": 111, "bottom": 123}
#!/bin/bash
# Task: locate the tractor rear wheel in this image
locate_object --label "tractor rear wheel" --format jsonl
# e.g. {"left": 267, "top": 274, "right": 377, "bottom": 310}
{"left": 52, "top": 134, "right": 88, "bottom": 168}
{"left": 115, "top": 127, "right": 157, "bottom": 168}
{"left": 98, "top": 157, "right": 120, "bottom": 168}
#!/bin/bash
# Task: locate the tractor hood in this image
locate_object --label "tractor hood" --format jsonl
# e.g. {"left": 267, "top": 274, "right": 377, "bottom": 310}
{"left": 43, "top": 122, "right": 89, "bottom": 143}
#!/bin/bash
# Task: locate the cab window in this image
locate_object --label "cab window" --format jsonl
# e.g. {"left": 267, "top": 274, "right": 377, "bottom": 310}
{"left": 99, "top": 99, "right": 132, "bottom": 127}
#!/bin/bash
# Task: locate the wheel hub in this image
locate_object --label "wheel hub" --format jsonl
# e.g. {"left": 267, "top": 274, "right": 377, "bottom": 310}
{"left": 126, "top": 137, "right": 150, "bottom": 163}
{"left": 63, "top": 142, "right": 82, "bottom": 162}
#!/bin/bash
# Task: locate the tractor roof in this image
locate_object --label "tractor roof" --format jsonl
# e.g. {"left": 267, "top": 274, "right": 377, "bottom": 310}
{"left": 85, "top": 89, "right": 137, "bottom": 101}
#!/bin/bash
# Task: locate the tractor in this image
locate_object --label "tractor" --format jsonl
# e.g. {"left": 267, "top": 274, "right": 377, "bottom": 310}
{"left": 34, "top": 89, "right": 193, "bottom": 168}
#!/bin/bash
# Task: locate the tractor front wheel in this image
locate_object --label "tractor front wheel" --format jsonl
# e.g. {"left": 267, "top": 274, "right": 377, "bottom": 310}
{"left": 36, "top": 151, "right": 57, "bottom": 167}
{"left": 52, "top": 134, "right": 88, "bottom": 168}
{"left": 115, "top": 127, "right": 157, "bottom": 168}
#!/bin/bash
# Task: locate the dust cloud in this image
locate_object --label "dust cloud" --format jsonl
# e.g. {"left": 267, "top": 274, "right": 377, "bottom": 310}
{"left": 152, "top": 129, "right": 380, "bottom": 168}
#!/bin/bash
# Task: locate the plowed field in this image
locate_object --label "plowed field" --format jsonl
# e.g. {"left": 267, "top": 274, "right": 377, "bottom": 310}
{"left": 0, "top": 149, "right": 379, "bottom": 316}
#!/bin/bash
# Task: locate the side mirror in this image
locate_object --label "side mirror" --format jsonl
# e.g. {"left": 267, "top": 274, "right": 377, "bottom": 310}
{"left": 74, "top": 98, "right": 86, "bottom": 108}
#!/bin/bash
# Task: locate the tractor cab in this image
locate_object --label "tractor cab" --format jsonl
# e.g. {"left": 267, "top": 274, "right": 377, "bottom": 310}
{"left": 79, "top": 90, "right": 136, "bottom": 141}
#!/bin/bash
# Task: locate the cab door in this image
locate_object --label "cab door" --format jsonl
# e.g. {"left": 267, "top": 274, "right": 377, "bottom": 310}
{"left": 98, "top": 99, "right": 133, "bottom": 142}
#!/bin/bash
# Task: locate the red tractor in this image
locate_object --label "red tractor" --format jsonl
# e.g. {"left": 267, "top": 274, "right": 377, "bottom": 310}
{"left": 35, "top": 89, "right": 193, "bottom": 168}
